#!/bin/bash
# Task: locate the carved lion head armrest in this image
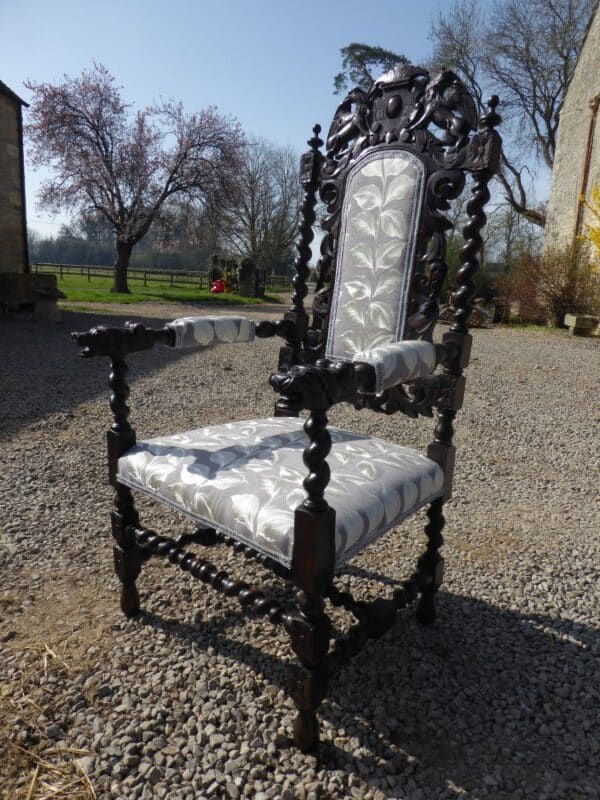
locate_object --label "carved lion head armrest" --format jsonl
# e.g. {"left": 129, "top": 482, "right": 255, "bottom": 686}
{"left": 71, "top": 322, "right": 174, "bottom": 358}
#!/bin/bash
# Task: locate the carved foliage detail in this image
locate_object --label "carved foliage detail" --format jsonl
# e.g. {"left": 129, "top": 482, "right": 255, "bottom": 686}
{"left": 355, "top": 372, "right": 466, "bottom": 419}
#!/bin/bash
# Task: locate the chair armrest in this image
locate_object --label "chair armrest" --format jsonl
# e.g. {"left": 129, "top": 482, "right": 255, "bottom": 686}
{"left": 351, "top": 340, "right": 438, "bottom": 393}
{"left": 165, "top": 315, "right": 255, "bottom": 349}
{"left": 72, "top": 315, "right": 294, "bottom": 359}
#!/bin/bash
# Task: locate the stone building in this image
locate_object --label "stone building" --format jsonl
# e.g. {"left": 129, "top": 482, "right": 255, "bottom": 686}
{"left": 0, "top": 80, "right": 28, "bottom": 274}
{"left": 545, "top": 5, "right": 600, "bottom": 251}
{"left": 0, "top": 79, "right": 58, "bottom": 314}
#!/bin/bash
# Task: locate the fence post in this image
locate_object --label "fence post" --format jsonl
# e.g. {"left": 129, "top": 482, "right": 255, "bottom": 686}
{"left": 88, "top": 266, "right": 91, "bottom": 283}
{"left": 170, "top": 273, "right": 174, "bottom": 287}
{"left": 144, "top": 271, "right": 147, "bottom": 287}
{"left": 60, "top": 264, "right": 63, "bottom": 279}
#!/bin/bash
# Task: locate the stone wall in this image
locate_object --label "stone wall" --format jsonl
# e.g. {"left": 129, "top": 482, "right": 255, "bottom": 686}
{"left": 0, "top": 83, "right": 60, "bottom": 316}
{"left": 545, "top": 8, "right": 600, "bottom": 253}
{"left": 0, "top": 90, "right": 28, "bottom": 273}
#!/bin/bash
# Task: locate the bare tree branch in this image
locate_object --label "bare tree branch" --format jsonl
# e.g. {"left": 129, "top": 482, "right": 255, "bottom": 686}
{"left": 218, "top": 138, "right": 301, "bottom": 275}
{"left": 429, "top": 0, "right": 594, "bottom": 228}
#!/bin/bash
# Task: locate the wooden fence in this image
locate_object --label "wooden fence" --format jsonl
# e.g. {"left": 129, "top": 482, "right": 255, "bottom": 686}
{"left": 31, "top": 263, "right": 293, "bottom": 290}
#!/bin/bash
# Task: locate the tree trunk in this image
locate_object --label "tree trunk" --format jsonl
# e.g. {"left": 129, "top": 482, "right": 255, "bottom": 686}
{"left": 112, "top": 241, "right": 134, "bottom": 293}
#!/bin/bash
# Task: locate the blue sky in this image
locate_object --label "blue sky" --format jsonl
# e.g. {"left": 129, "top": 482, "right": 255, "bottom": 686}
{"left": 1, "top": 0, "right": 505, "bottom": 236}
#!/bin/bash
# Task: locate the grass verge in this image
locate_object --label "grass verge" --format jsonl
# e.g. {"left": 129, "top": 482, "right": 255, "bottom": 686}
{"left": 55, "top": 274, "right": 282, "bottom": 305}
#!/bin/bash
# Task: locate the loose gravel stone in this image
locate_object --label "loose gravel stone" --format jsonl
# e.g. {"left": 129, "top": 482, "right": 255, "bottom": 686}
{"left": 0, "top": 303, "right": 599, "bottom": 800}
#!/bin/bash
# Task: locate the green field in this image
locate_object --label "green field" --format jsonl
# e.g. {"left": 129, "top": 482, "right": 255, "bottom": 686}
{"left": 54, "top": 273, "right": 283, "bottom": 305}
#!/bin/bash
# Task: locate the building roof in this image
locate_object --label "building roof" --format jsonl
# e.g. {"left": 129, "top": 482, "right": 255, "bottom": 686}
{"left": 0, "top": 79, "right": 29, "bottom": 108}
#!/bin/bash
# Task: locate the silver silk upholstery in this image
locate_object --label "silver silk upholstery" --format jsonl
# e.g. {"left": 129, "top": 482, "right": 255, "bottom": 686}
{"left": 166, "top": 316, "right": 255, "bottom": 349}
{"left": 326, "top": 150, "right": 426, "bottom": 361}
{"left": 353, "top": 339, "right": 437, "bottom": 393}
{"left": 117, "top": 417, "right": 444, "bottom": 569}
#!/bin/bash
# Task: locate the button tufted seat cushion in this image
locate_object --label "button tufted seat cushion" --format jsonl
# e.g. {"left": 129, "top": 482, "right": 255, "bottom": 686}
{"left": 118, "top": 417, "right": 444, "bottom": 569}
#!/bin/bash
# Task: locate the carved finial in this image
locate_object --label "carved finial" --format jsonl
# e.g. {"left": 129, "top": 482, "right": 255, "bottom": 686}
{"left": 480, "top": 95, "right": 501, "bottom": 129}
{"left": 309, "top": 124, "right": 323, "bottom": 150}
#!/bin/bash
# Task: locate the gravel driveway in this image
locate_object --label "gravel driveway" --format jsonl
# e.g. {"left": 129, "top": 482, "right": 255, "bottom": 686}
{"left": 1, "top": 302, "right": 598, "bottom": 800}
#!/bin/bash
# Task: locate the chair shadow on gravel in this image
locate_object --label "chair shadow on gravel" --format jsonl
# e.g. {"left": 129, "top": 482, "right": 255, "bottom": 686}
{"left": 135, "top": 589, "right": 599, "bottom": 798}
{"left": 0, "top": 309, "right": 194, "bottom": 438}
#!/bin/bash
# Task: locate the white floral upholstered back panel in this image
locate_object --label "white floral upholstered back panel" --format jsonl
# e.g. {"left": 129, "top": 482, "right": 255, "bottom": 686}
{"left": 326, "top": 150, "right": 425, "bottom": 359}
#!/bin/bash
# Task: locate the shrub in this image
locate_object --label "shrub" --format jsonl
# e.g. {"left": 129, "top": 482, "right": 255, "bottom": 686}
{"left": 497, "top": 241, "right": 600, "bottom": 327}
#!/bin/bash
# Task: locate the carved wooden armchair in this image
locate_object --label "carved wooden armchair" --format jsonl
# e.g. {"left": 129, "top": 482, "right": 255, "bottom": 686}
{"left": 72, "top": 64, "right": 501, "bottom": 753}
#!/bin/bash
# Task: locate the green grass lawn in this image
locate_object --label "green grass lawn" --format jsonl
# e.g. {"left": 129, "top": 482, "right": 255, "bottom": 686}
{"left": 55, "top": 273, "right": 283, "bottom": 305}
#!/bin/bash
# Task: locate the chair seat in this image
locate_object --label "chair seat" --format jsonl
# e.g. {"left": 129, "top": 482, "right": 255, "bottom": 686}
{"left": 117, "top": 417, "right": 444, "bottom": 569}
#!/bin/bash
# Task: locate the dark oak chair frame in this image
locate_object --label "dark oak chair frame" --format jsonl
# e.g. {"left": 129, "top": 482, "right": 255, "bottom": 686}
{"left": 73, "top": 64, "right": 501, "bottom": 753}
